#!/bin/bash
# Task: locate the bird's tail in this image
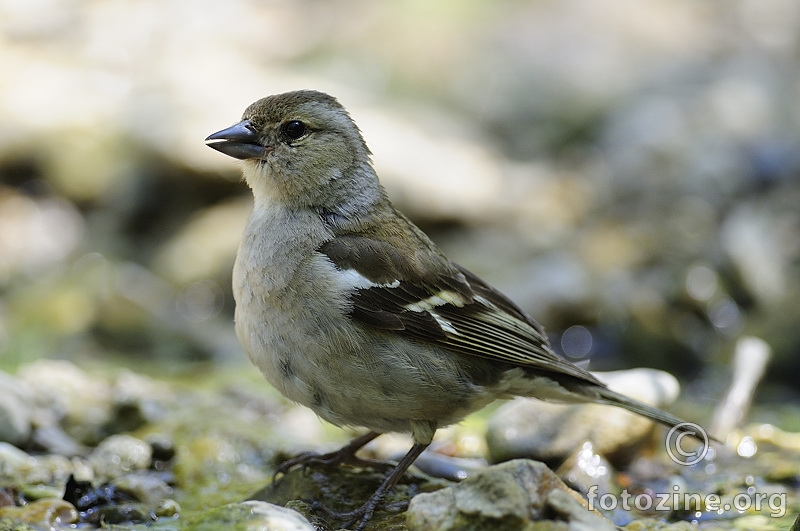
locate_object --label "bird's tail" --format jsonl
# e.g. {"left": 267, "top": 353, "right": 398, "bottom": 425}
{"left": 595, "top": 386, "right": 716, "bottom": 443}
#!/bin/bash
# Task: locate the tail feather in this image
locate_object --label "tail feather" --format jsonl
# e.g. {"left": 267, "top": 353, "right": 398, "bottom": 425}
{"left": 595, "top": 386, "right": 716, "bottom": 443}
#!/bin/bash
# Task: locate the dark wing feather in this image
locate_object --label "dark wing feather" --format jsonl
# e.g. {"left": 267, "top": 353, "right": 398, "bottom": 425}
{"left": 319, "top": 234, "right": 602, "bottom": 386}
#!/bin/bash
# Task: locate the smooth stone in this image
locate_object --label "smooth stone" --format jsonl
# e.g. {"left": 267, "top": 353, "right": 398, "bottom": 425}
{"left": 0, "top": 498, "right": 78, "bottom": 529}
{"left": 111, "top": 474, "right": 173, "bottom": 505}
{"left": 0, "top": 370, "right": 33, "bottom": 447}
{"left": 183, "top": 501, "right": 314, "bottom": 531}
{"left": 87, "top": 434, "right": 152, "bottom": 480}
{"left": 555, "top": 441, "right": 616, "bottom": 497}
{"left": 406, "top": 459, "right": 614, "bottom": 531}
{"left": 17, "top": 360, "right": 114, "bottom": 445}
{"left": 31, "top": 425, "right": 89, "bottom": 457}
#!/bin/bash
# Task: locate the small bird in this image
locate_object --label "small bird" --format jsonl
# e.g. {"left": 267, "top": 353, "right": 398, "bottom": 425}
{"left": 206, "top": 90, "right": 700, "bottom": 530}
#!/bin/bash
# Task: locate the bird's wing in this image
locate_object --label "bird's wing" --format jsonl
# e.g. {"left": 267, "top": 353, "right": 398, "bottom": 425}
{"left": 317, "top": 233, "right": 603, "bottom": 386}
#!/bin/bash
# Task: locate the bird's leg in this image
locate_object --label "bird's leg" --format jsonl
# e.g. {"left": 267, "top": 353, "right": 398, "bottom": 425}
{"left": 314, "top": 441, "right": 430, "bottom": 531}
{"left": 273, "top": 431, "right": 386, "bottom": 479}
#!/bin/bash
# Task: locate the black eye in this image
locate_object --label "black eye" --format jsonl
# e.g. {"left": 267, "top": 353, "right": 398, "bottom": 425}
{"left": 282, "top": 120, "right": 307, "bottom": 141}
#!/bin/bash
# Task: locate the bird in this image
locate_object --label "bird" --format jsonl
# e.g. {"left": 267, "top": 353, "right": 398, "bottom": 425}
{"left": 205, "top": 90, "right": 703, "bottom": 530}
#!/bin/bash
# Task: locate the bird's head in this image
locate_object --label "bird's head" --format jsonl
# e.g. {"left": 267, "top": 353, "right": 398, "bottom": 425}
{"left": 206, "top": 90, "right": 379, "bottom": 211}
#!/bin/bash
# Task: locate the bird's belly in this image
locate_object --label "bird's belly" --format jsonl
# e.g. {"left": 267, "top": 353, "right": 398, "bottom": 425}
{"left": 231, "top": 217, "right": 497, "bottom": 435}
{"left": 235, "top": 299, "right": 493, "bottom": 434}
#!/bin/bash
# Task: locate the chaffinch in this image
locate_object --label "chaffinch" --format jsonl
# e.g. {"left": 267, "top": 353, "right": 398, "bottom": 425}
{"left": 206, "top": 90, "right": 700, "bottom": 530}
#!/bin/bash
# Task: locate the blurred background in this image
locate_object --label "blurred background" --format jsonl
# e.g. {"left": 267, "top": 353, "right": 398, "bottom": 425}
{"left": 0, "top": 0, "right": 798, "bottom": 428}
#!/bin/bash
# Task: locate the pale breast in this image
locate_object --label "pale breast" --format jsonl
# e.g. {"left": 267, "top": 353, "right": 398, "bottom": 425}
{"left": 231, "top": 203, "right": 501, "bottom": 436}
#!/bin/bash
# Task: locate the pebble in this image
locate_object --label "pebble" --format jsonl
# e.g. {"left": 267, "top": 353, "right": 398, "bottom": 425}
{"left": 183, "top": 501, "right": 315, "bottom": 531}
{"left": 98, "top": 503, "right": 157, "bottom": 525}
{"left": 31, "top": 425, "right": 89, "bottom": 457}
{"left": 17, "top": 360, "right": 114, "bottom": 445}
{"left": 0, "top": 442, "right": 33, "bottom": 474}
{"left": 406, "top": 459, "right": 614, "bottom": 531}
{"left": 0, "top": 444, "right": 85, "bottom": 486}
{"left": 0, "top": 498, "right": 79, "bottom": 529}
{"left": 88, "top": 434, "right": 153, "bottom": 481}
{"left": 155, "top": 498, "right": 181, "bottom": 518}
{"left": 555, "top": 441, "right": 615, "bottom": 497}
{"left": 0, "top": 370, "right": 33, "bottom": 447}
{"left": 111, "top": 474, "right": 173, "bottom": 505}
{"left": 9, "top": 361, "right": 174, "bottom": 455}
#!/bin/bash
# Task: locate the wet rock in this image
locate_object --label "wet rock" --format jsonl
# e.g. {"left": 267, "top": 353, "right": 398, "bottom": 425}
{"left": 98, "top": 502, "right": 157, "bottom": 525}
{"left": 30, "top": 425, "right": 88, "bottom": 457}
{"left": 63, "top": 475, "right": 131, "bottom": 513}
{"left": 154, "top": 498, "right": 181, "bottom": 518}
{"left": 282, "top": 501, "right": 335, "bottom": 530}
{"left": 18, "top": 484, "right": 62, "bottom": 502}
{"left": 107, "top": 370, "right": 174, "bottom": 432}
{"left": 487, "top": 369, "right": 680, "bottom": 466}
{"left": 30, "top": 453, "right": 92, "bottom": 486}
{"left": 0, "top": 371, "right": 33, "bottom": 447}
{"left": 171, "top": 432, "right": 265, "bottom": 491}
{"left": 14, "top": 361, "right": 175, "bottom": 451}
{"left": 555, "top": 441, "right": 615, "bottom": 497}
{"left": 111, "top": 474, "right": 173, "bottom": 505}
{"left": 87, "top": 434, "right": 152, "bottom": 480}
{"left": 254, "top": 460, "right": 447, "bottom": 530}
{"left": 145, "top": 433, "right": 176, "bottom": 464}
{"left": 406, "top": 459, "right": 614, "bottom": 531}
{"left": 183, "top": 501, "right": 315, "bottom": 531}
{"left": 60, "top": 473, "right": 180, "bottom": 526}
{"left": 0, "top": 443, "right": 33, "bottom": 479}
{"left": 0, "top": 444, "right": 77, "bottom": 486}
{"left": 546, "top": 488, "right": 617, "bottom": 531}
{"left": 17, "top": 360, "right": 113, "bottom": 446}
{"left": 0, "top": 498, "right": 78, "bottom": 530}
{"left": 411, "top": 450, "right": 486, "bottom": 482}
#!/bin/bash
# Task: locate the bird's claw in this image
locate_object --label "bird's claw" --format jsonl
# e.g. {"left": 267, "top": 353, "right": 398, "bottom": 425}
{"left": 310, "top": 496, "right": 408, "bottom": 531}
{"left": 273, "top": 432, "right": 391, "bottom": 481}
{"left": 274, "top": 449, "right": 395, "bottom": 480}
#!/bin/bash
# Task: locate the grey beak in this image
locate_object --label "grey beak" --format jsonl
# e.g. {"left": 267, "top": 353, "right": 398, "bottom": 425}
{"left": 205, "top": 120, "right": 271, "bottom": 160}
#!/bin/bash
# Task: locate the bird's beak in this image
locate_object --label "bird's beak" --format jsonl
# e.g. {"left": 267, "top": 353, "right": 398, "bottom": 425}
{"left": 205, "top": 120, "right": 272, "bottom": 160}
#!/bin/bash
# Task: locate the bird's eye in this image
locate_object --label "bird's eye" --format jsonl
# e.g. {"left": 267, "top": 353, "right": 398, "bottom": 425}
{"left": 282, "top": 120, "right": 307, "bottom": 141}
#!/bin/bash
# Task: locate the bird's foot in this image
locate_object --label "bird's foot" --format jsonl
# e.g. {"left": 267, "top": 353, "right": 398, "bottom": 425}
{"left": 311, "top": 496, "right": 409, "bottom": 531}
{"left": 273, "top": 431, "right": 388, "bottom": 480}
{"left": 273, "top": 450, "right": 393, "bottom": 478}
{"left": 310, "top": 441, "right": 430, "bottom": 530}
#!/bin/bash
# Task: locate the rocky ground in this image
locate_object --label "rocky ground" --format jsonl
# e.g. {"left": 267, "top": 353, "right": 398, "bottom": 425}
{"left": 1, "top": 360, "right": 798, "bottom": 530}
